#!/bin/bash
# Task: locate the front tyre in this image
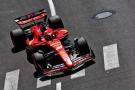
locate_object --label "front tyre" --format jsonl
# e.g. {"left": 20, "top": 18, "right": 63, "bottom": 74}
{"left": 33, "top": 70, "right": 43, "bottom": 78}
{"left": 75, "top": 37, "right": 90, "bottom": 55}
{"left": 32, "top": 52, "right": 47, "bottom": 69}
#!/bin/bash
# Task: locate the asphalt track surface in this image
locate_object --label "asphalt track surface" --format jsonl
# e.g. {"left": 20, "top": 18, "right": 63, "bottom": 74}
{"left": 1, "top": 0, "right": 135, "bottom": 90}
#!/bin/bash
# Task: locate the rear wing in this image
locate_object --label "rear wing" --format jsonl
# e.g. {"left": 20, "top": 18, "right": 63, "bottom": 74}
{"left": 14, "top": 9, "right": 47, "bottom": 25}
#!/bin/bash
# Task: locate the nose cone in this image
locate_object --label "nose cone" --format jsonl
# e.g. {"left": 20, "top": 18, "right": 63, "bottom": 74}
{"left": 58, "top": 48, "right": 73, "bottom": 68}
{"left": 48, "top": 39, "right": 73, "bottom": 68}
{"left": 64, "top": 56, "right": 73, "bottom": 68}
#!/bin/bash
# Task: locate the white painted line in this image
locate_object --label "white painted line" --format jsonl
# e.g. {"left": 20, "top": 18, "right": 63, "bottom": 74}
{"left": 103, "top": 43, "right": 120, "bottom": 71}
{"left": 4, "top": 69, "right": 20, "bottom": 90}
{"left": 48, "top": 0, "right": 56, "bottom": 16}
{"left": 71, "top": 69, "right": 85, "bottom": 79}
{"left": 56, "top": 82, "right": 61, "bottom": 90}
{"left": 37, "top": 78, "right": 51, "bottom": 88}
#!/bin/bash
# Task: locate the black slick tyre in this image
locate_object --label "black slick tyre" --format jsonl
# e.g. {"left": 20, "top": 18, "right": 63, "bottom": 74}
{"left": 33, "top": 70, "right": 43, "bottom": 78}
{"left": 48, "top": 15, "right": 64, "bottom": 29}
{"left": 10, "top": 29, "right": 26, "bottom": 48}
{"left": 32, "top": 52, "right": 47, "bottom": 69}
{"left": 75, "top": 37, "right": 90, "bottom": 55}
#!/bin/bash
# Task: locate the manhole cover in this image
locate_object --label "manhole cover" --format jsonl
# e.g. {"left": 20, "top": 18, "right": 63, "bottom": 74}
{"left": 93, "top": 10, "right": 115, "bottom": 20}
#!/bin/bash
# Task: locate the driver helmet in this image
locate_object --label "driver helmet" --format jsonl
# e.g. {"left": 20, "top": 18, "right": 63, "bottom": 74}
{"left": 44, "top": 31, "right": 55, "bottom": 40}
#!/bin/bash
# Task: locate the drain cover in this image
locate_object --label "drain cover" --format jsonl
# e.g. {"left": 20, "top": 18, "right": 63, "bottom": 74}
{"left": 93, "top": 10, "right": 115, "bottom": 20}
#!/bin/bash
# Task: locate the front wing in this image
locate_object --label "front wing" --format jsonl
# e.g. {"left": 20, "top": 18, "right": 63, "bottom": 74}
{"left": 43, "top": 54, "right": 94, "bottom": 76}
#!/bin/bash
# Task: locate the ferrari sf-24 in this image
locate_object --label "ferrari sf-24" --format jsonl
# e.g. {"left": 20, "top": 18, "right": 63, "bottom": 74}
{"left": 10, "top": 9, "right": 95, "bottom": 78}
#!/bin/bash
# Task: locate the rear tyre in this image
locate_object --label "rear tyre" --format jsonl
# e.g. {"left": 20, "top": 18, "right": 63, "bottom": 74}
{"left": 10, "top": 29, "right": 26, "bottom": 49}
{"left": 48, "top": 15, "right": 64, "bottom": 29}
{"left": 75, "top": 37, "right": 90, "bottom": 55}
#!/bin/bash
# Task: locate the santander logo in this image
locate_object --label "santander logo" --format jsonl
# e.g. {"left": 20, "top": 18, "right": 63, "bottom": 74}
{"left": 56, "top": 45, "right": 62, "bottom": 50}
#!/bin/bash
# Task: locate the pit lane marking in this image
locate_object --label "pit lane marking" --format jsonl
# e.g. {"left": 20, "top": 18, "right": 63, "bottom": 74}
{"left": 103, "top": 43, "right": 120, "bottom": 71}
{"left": 48, "top": 0, "right": 56, "bottom": 16}
{"left": 70, "top": 69, "right": 85, "bottom": 79}
{"left": 37, "top": 78, "right": 51, "bottom": 88}
{"left": 4, "top": 69, "right": 20, "bottom": 90}
{"left": 56, "top": 82, "right": 61, "bottom": 90}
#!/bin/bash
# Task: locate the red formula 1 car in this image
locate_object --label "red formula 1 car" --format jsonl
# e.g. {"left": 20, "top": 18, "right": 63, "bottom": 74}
{"left": 10, "top": 9, "right": 95, "bottom": 78}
